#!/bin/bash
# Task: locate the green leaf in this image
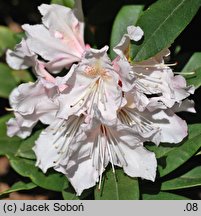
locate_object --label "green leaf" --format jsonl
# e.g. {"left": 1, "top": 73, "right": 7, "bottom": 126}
{"left": 62, "top": 181, "right": 79, "bottom": 200}
{"left": 130, "top": 0, "right": 201, "bottom": 62}
{"left": 62, "top": 181, "right": 94, "bottom": 200}
{"left": 51, "top": 0, "right": 74, "bottom": 8}
{"left": 110, "top": 5, "right": 144, "bottom": 59}
{"left": 95, "top": 168, "right": 139, "bottom": 200}
{"left": 0, "top": 115, "right": 22, "bottom": 156}
{"left": 0, "top": 63, "right": 33, "bottom": 98}
{"left": 149, "top": 124, "right": 201, "bottom": 177}
{"left": 0, "top": 63, "right": 18, "bottom": 98}
{"left": 12, "top": 70, "right": 34, "bottom": 84}
{"left": 162, "top": 166, "right": 201, "bottom": 190}
{"left": 146, "top": 143, "right": 172, "bottom": 159}
{"left": 0, "top": 26, "right": 20, "bottom": 56}
{"left": 0, "top": 182, "right": 37, "bottom": 196}
{"left": 7, "top": 155, "right": 67, "bottom": 192}
{"left": 16, "top": 130, "right": 41, "bottom": 160}
{"left": 142, "top": 192, "right": 188, "bottom": 200}
{"left": 182, "top": 53, "right": 201, "bottom": 89}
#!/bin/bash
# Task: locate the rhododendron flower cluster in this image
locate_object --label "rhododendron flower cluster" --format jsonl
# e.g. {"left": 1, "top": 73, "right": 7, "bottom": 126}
{"left": 6, "top": 1, "right": 195, "bottom": 195}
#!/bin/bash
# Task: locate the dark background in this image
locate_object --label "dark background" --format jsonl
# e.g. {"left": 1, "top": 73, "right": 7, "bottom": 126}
{"left": 1, "top": 0, "right": 201, "bottom": 52}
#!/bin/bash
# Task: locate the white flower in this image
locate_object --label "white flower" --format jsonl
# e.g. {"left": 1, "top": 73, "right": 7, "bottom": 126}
{"left": 7, "top": 1, "right": 86, "bottom": 73}
{"left": 114, "top": 26, "right": 195, "bottom": 110}
{"left": 33, "top": 115, "right": 85, "bottom": 173}
{"left": 34, "top": 108, "right": 157, "bottom": 195}
{"left": 113, "top": 26, "right": 143, "bottom": 61}
{"left": 57, "top": 46, "right": 124, "bottom": 121}
{"left": 6, "top": 38, "right": 37, "bottom": 70}
{"left": 118, "top": 92, "right": 189, "bottom": 145}
{"left": 6, "top": 4, "right": 195, "bottom": 196}
{"left": 7, "top": 73, "right": 67, "bottom": 139}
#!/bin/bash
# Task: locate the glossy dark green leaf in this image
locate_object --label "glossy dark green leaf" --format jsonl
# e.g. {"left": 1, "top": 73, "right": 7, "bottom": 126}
{"left": 0, "top": 26, "right": 19, "bottom": 56}
{"left": 0, "top": 115, "right": 22, "bottom": 156}
{"left": 130, "top": 0, "right": 201, "bottom": 62}
{"left": 62, "top": 181, "right": 79, "bottom": 200}
{"left": 51, "top": 0, "right": 74, "bottom": 8}
{"left": 182, "top": 53, "right": 201, "bottom": 89}
{"left": 162, "top": 166, "right": 201, "bottom": 190}
{"left": 95, "top": 169, "right": 139, "bottom": 200}
{"left": 62, "top": 181, "right": 94, "bottom": 200}
{"left": 0, "top": 63, "right": 18, "bottom": 98}
{"left": 146, "top": 123, "right": 201, "bottom": 177}
{"left": 0, "top": 182, "right": 37, "bottom": 196}
{"left": 142, "top": 192, "right": 188, "bottom": 200}
{"left": 146, "top": 143, "right": 172, "bottom": 159}
{"left": 7, "top": 155, "right": 67, "bottom": 192}
{"left": 16, "top": 130, "right": 41, "bottom": 160}
{"left": 110, "top": 5, "right": 144, "bottom": 59}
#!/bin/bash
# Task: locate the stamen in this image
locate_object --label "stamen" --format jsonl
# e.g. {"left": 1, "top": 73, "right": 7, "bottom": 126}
{"left": 5, "top": 107, "right": 14, "bottom": 111}
{"left": 102, "top": 126, "right": 115, "bottom": 173}
{"left": 107, "top": 127, "right": 127, "bottom": 167}
{"left": 98, "top": 130, "right": 107, "bottom": 190}
{"left": 133, "top": 62, "right": 177, "bottom": 68}
{"left": 139, "top": 74, "right": 162, "bottom": 84}
{"left": 120, "top": 108, "right": 159, "bottom": 136}
{"left": 174, "top": 71, "right": 195, "bottom": 75}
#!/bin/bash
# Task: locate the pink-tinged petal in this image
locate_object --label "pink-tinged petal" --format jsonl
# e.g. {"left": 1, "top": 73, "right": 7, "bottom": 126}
{"left": 38, "top": 3, "right": 85, "bottom": 51}
{"left": 57, "top": 65, "right": 97, "bottom": 118}
{"left": 58, "top": 47, "right": 123, "bottom": 121}
{"left": 45, "top": 57, "right": 80, "bottom": 74}
{"left": 22, "top": 24, "right": 77, "bottom": 59}
{"left": 34, "top": 61, "right": 56, "bottom": 82}
{"left": 22, "top": 24, "right": 82, "bottom": 71}
{"left": 6, "top": 39, "right": 37, "bottom": 70}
